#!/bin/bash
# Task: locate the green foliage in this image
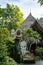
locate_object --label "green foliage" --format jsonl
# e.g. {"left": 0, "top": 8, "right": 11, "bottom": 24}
{"left": 0, "top": 34, "right": 17, "bottom": 65}
{"left": 5, "top": 37, "right": 15, "bottom": 58}
{"left": 0, "top": 56, "right": 17, "bottom": 65}
{"left": 35, "top": 56, "right": 41, "bottom": 61}
{"left": 6, "top": 37, "right": 14, "bottom": 52}
{"left": 0, "top": 24, "right": 17, "bottom": 65}
{"left": 0, "top": 8, "right": 5, "bottom": 17}
{"left": 36, "top": 47, "right": 43, "bottom": 53}
{"left": 0, "top": 43, "right": 8, "bottom": 59}
{"left": 0, "top": 4, "right": 24, "bottom": 64}
{"left": 0, "top": 4, "right": 24, "bottom": 30}
{"left": 38, "top": 0, "right": 43, "bottom": 5}
{"left": 23, "top": 28, "right": 41, "bottom": 43}
{"left": 6, "top": 37, "right": 14, "bottom": 44}
{"left": 0, "top": 30, "right": 17, "bottom": 65}
{"left": 34, "top": 0, "right": 43, "bottom": 5}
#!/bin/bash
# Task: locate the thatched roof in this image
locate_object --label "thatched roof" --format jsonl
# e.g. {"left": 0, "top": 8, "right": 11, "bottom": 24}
{"left": 22, "top": 13, "right": 43, "bottom": 36}
{"left": 31, "top": 20, "right": 43, "bottom": 36}
{"left": 22, "top": 13, "right": 36, "bottom": 28}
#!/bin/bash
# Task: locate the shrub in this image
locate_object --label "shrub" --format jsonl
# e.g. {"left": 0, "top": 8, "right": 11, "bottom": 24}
{"left": 0, "top": 43, "right": 8, "bottom": 61}
{"left": 6, "top": 37, "right": 15, "bottom": 58}
{"left": 0, "top": 56, "right": 17, "bottom": 65}
{"left": 36, "top": 47, "right": 43, "bottom": 53}
{"left": 23, "top": 28, "right": 41, "bottom": 43}
{"left": 23, "top": 28, "right": 41, "bottom": 39}
{"left": 35, "top": 56, "right": 41, "bottom": 61}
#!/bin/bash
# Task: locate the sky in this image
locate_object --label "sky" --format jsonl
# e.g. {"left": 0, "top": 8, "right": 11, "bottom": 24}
{"left": 0, "top": 0, "right": 43, "bottom": 19}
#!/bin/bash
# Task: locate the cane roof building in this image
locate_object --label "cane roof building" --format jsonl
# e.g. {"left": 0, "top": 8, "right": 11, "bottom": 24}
{"left": 22, "top": 13, "right": 36, "bottom": 28}
{"left": 22, "top": 13, "right": 43, "bottom": 36}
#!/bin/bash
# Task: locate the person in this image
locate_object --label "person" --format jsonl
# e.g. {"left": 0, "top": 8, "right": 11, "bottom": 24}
{"left": 13, "top": 29, "right": 22, "bottom": 63}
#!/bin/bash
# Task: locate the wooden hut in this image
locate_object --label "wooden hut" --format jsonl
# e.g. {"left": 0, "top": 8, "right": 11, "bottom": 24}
{"left": 22, "top": 13, "right": 43, "bottom": 36}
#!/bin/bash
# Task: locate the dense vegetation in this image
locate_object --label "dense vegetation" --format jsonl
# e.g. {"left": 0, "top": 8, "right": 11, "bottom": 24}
{"left": 0, "top": 4, "right": 24, "bottom": 65}
{"left": 0, "top": 27, "right": 17, "bottom": 65}
{"left": 23, "top": 28, "right": 41, "bottom": 43}
{"left": 0, "top": 4, "right": 24, "bottom": 30}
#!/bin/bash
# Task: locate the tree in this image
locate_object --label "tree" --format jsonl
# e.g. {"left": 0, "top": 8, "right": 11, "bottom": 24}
{"left": 38, "top": 0, "right": 43, "bottom": 5}
{"left": 0, "top": 4, "right": 24, "bottom": 30}
{"left": 34, "top": 0, "right": 43, "bottom": 5}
